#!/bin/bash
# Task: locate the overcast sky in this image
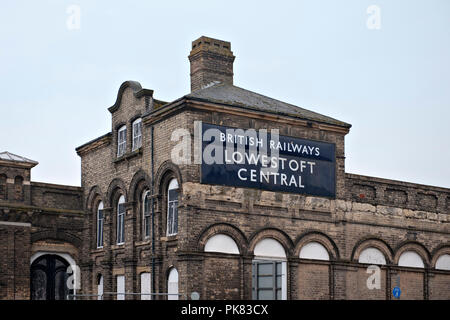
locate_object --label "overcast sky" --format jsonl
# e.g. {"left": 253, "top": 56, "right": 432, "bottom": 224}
{"left": 1, "top": 0, "right": 449, "bottom": 188}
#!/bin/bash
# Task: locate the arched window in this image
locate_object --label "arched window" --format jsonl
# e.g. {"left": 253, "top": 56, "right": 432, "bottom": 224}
{"left": 167, "top": 179, "right": 179, "bottom": 236}
{"left": 167, "top": 268, "right": 179, "bottom": 300}
{"left": 117, "top": 195, "right": 125, "bottom": 245}
{"left": 96, "top": 202, "right": 104, "bottom": 248}
{"left": 358, "top": 247, "right": 386, "bottom": 265}
{"left": 142, "top": 190, "right": 151, "bottom": 239}
{"left": 0, "top": 174, "right": 6, "bottom": 200}
{"left": 299, "top": 242, "right": 330, "bottom": 261}
{"left": 117, "top": 125, "right": 127, "bottom": 157}
{"left": 252, "top": 238, "right": 287, "bottom": 300}
{"left": 97, "top": 275, "right": 103, "bottom": 300}
{"left": 140, "top": 272, "right": 151, "bottom": 300}
{"left": 204, "top": 234, "right": 240, "bottom": 254}
{"left": 435, "top": 254, "right": 450, "bottom": 271}
{"left": 132, "top": 118, "right": 142, "bottom": 151}
{"left": 300, "top": 242, "right": 330, "bottom": 261}
{"left": 398, "top": 251, "right": 424, "bottom": 268}
{"left": 14, "top": 176, "right": 23, "bottom": 201}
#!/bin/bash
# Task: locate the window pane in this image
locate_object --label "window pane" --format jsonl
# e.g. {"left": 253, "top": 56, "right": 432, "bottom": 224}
{"left": 97, "top": 219, "right": 103, "bottom": 247}
{"left": 118, "top": 213, "right": 124, "bottom": 243}
{"left": 276, "top": 262, "right": 282, "bottom": 274}
{"left": 169, "top": 189, "right": 178, "bottom": 201}
{"left": 167, "top": 205, "right": 173, "bottom": 235}
{"left": 276, "top": 275, "right": 281, "bottom": 288}
{"left": 258, "top": 289, "right": 274, "bottom": 300}
{"left": 173, "top": 202, "right": 178, "bottom": 234}
{"left": 276, "top": 289, "right": 281, "bottom": 300}
{"left": 55, "top": 270, "right": 68, "bottom": 300}
{"left": 144, "top": 195, "right": 150, "bottom": 216}
{"left": 31, "top": 269, "right": 47, "bottom": 300}
{"left": 258, "top": 263, "right": 273, "bottom": 275}
{"left": 144, "top": 216, "right": 150, "bottom": 238}
{"left": 258, "top": 276, "right": 273, "bottom": 288}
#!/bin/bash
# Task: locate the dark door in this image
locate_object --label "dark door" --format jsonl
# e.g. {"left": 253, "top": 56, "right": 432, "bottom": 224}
{"left": 30, "top": 254, "right": 71, "bottom": 300}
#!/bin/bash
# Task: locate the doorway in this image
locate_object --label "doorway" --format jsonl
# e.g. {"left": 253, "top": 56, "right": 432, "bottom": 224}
{"left": 30, "top": 254, "right": 72, "bottom": 300}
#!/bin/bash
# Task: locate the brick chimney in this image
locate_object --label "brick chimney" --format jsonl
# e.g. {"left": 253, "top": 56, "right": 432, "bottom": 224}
{"left": 188, "top": 36, "right": 235, "bottom": 92}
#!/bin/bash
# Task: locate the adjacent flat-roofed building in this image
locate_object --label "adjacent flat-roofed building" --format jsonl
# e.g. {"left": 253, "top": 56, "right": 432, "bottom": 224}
{"left": 1, "top": 36, "right": 449, "bottom": 300}
{"left": 0, "top": 152, "right": 84, "bottom": 300}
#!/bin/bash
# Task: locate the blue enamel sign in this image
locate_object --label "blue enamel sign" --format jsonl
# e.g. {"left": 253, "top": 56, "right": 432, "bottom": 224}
{"left": 200, "top": 123, "right": 336, "bottom": 197}
{"left": 392, "top": 287, "right": 401, "bottom": 299}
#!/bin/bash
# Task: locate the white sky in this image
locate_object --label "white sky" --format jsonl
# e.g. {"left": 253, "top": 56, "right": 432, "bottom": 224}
{"left": 1, "top": 0, "right": 449, "bottom": 188}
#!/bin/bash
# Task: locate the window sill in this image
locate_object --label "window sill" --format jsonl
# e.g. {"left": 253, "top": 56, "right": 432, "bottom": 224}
{"left": 111, "top": 243, "right": 125, "bottom": 250}
{"left": 91, "top": 247, "right": 104, "bottom": 254}
{"left": 114, "top": 148, "right": 142, "bottom": 163}
{"left": 161, "top": 235, "right": 178, "bottom": 242}
{"left": 136, "top": 239, "right": 151, "bottom": 246}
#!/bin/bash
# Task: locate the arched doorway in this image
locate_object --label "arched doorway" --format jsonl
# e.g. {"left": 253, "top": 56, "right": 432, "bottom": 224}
{"left": 30, "top": 254, "right": 72, "bottom": 300}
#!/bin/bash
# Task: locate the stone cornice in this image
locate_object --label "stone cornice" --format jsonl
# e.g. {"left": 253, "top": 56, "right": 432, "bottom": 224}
{"left": 76, "top": 132, "right": 112, "bottom": 157}
{"left": 144, "top": 98, "right": 350, "bottom": 135}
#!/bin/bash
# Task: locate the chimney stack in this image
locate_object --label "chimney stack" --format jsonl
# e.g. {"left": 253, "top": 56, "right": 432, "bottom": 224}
{"left": 188, "top": 36, "right": 235, "bottom": 92}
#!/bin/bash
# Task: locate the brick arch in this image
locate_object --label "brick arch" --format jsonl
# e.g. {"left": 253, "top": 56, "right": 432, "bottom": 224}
{"left": 294, "top": 231, "right": 339, "bottom": 260}
{"left": 86, "top": 185, "right": 105, "bottom": 211}
{"left": 31, "top": 230, "right": 82, "bottom": 248}
{"left": 394, "top": 241, "right": 431, "bottom": 267}
{"left": 106, "top": 178, "right": 127, "bottom": 207}
{"left": 197, "top": 223, "right": 248, "bottom": 255}
{"left": 248, "top": 228, "right": 294, "bottom": 258}
{"left": 430, "top": 244, "right": 450, "bottom": 268}
{"left": 154, "top": 161, "right": 183, "bottom": 196}
{"left": 129, "top": 169, "right": 151, "bottom": 202}
{"left": 351, "top": 237, "right": 393, "bottom": 264}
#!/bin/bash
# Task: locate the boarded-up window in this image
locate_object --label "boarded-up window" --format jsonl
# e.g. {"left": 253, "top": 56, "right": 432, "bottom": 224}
{"left": 140, "top": 273, "right": 151, "bottom": 300}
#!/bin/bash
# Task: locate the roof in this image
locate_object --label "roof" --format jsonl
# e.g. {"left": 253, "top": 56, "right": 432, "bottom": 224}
{"left": 0, "top": 151, "right": 38, "bottom": 167}
{"left": 184, "top": 83, "right": 351, "bottom": 128}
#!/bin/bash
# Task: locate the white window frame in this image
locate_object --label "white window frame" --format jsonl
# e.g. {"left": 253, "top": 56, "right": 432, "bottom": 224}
{"left": 132, "top": 118, "right": 142, "bottom": 151}
{"left": 143, "top": 190, "right": 151, "bottom": 239}
{"left": 166, "top": 179, "right": 179, "bottom": 237}
{"left": 117, "top": 195, "right": 125, "bottom": 245}
{"left": 252, "top": 238, "right": 287, "bottom": 301}
{"left": 96, "top": 201, "right": 104, "bottom": 249}
{"left": 117, "top": 125, "right": 127, "bottom": 157}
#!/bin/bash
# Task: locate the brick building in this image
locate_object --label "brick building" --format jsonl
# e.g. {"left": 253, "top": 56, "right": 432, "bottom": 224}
{"left": 0, "top": 152, "right": 83, "bottom": 300}
{"left": 1, "top": 36, "right": 449, "bottom": 300}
